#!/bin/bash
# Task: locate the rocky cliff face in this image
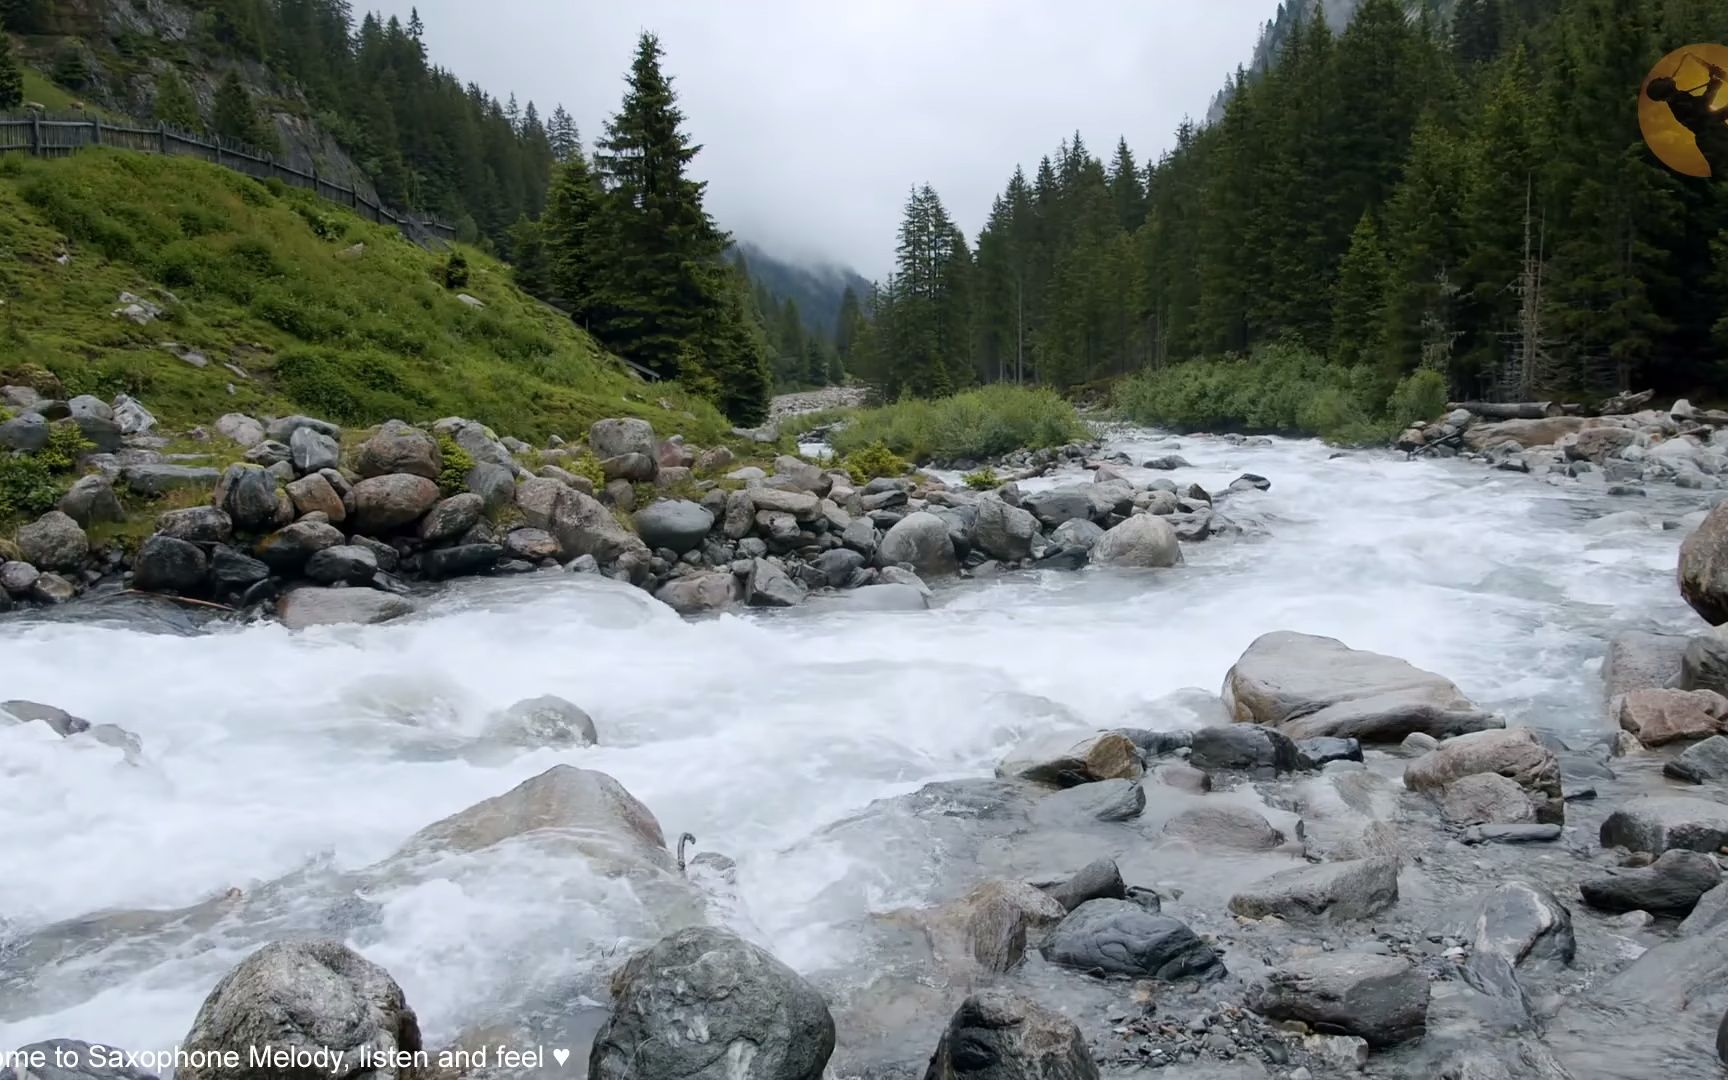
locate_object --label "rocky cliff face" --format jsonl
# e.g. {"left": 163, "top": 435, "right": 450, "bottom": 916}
{"left": 16, "top": 0, "right": 376, "bottom": 199}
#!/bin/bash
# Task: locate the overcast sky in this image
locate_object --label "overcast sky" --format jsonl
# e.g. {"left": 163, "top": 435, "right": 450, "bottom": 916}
{"left": 376, "top": 2, "right": 1277, "bottom": 278}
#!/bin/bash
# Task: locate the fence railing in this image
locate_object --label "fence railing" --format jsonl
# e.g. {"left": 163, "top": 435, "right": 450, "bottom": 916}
{"left": 0, "top": 112, "right": 455, "bottom": 244}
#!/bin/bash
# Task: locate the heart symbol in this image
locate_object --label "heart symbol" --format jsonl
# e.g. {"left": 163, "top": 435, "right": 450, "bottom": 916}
{"left": 552, "top": 1048, "right": 571, "bottom": 1067}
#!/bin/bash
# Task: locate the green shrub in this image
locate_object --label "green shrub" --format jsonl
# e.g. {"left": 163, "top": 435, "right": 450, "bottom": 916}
{"left": 1386, "top": 368, "right": 1449, "bottom": 428}
{"left": 570, "top": 451, "right": 607, "bottom": 491}
{"left": 1114, "top": 342, "right": 1403, "bottom": 445}
{"left": 0, "top": 454, "right": 62, "bottom": 520}
{"left": 435, "top": 433, "right": 474, "bottom": 495}
{"left": 841, "top": 441, "right": 910, "bottom": 485}
{"left": 829, "top": 384, "right": 1086, "bottom": 463}
{"left": 962, "top": 466, "right": 1000, "bottom": 490}
{"left": 38, "top": 424, "right": 93, "bottom": 470}
{"left": 442, "top": 249, "right": 470, "bottom": 290}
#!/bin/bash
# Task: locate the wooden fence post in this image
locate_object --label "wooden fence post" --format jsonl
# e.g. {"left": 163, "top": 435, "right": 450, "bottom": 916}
{"left": 158, "top": 121, "right": 167, "bottom": 154}
{"left": 90, "top": 118, "right": 100, "bottom": 147}
{"left": 29, "top": 112, "right": 40, "bottom": 156}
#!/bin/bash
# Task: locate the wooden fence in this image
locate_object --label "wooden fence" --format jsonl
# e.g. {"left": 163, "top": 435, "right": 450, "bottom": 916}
{"left": 0, "top": 112, "right": 455, "bottom": 244}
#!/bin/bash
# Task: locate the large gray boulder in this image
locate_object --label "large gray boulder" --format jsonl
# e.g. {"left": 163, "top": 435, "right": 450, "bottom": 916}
{"left": 1040, "top": 899, "right": 1222, "bottom": 980}
{"left": 1600, "top": 796, "right": 1728, "bottom": 855}
{"left": 417, "top": 493, "right": 484, "bottom": 544}
{"left": 1404, "top": 729, "right": 1563, "bottom": 822}
{"left": 265, "top": 415, "right": 341, "bottom": 443}
{"left": 122, "top": 463, "right": 221, "bottom": 497}
{"left": 1469, "top": 881, "right": 1575, "bottom": 973}
{"left": 995, "top": 730, "right": 1143, "bottom": 787}
{"left": 356, "top": 420, "right": 440, "bottom": 479}
{"left": 1228, "top": 857, "right": 1400, "bottom": 921}
{"left": 1188, "top": 725, "right": 1300, "bottom": 774}
{"left": 256, "top": 520, "right": 344, "bottom": 574}
{"left": 589, "top": 926, "right": 835, "bottom": 1080}
{"left": 56, "top": 474, "right": 123, "bottom": 527}
{"left": 1224, "top": 631, "right": 1498, "bottom": 740}
{"left": 289, "top": 425, "right": 340, "bottom": 475}
{"left": 348, "top": 474, "right": 440, "bottom": 535}
{"left": 276, "top": 587, "right": 413, "bottom": 630}
{"left": 1022, "top": 486, "right": 1096, "bottom": 528}
{"left": 177, "top": 940, "right": 419, "bottom": 1080}
{"left": 1090, "top": 514, "right": 1182, "bottom": 569}
{"left": 920, "top": 878, "right": 1068, "bottom": 974}
{"left": 486, "top": 695, "right": 596, "bottom": 748}
{"left": 548, "top": 486, "right": 649, "bottom": 573}
{"left": 0, "top": 411, "right": 49, "bottom": 452}
{"left": 655, "top": 572, "right": 743, "bottom": 615}
{"left": 216, "top": 412, "right": 267, "bottom": 447}
{"left": 1050, "top": 518, "right": 1105, "bottom": 551}
{"left": 1616, "top": 687, "right": 1727, "bottom": 746}
{"left": 1441, "top": 772, "right": 1538, "bottom": 825}
{"left": 589, "top": 417, "right": 657, "bottom": 461}
{"left": 1667, "top": 735, "right": 1728, "bottom": 784}
{"left": 1604, "top": 631, "right": 1688, "bottom": 700}
{"left": 17, "top": 510, "right": 88, "bottom": 571}
{"left": 1580, "top": 849, "right": 1722, "bottom": 916}
{"left": 285, "top": 472, "right": 346, "bottom": 522}
{"left": 156, "top": 506, "right": 233, "bottom": 544}
{"left": 879, "top": 511, "right": 958, "bottom": 577}
{"left": 304, "top": 545, "right": 379, "bottom": 586}
{"left": 1247, "top": 953, "right": 1429, "bottom": 1048}
{"left": 215, "top": 464, "right": 279, "bottom": 532}
{"left": 1032, "top": 780, "right": 1146, "bottom": 825}
{"left": 635, "top": 500, "right": 715, "bottom": 554}
{"left": 747, "top": 557, "right": 806, "bottom": 607}
{"left": 973, "top": 497, "right": 1040, "bottom": 562}
{"left": 923, "top": 990, "right": 1099, "bottom": 1080}
{"left": 1684, "top": 634, "right": 1728, "bottom": 696}
{"left": 132, "top": 535, "right": 208, "bottom": 593}
{"left": 1681, "top": 503, "right": 1728, "bottom": 624}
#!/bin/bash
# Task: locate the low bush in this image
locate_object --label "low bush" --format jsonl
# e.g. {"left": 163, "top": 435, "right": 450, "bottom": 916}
{"left": 435, "top": 433, "right": 474, "bottom": 495}
{"left": 840, "top": 441, "right": 909, "bottom": 485}
{"left": 962, "top": 466, "right": 1000, "bottom": 490}
{"left": 1113, "top": 342, "right": 1433, "bottom": 445}
{"left": 829, "top": 384, "right": 1087, "bottom": 463}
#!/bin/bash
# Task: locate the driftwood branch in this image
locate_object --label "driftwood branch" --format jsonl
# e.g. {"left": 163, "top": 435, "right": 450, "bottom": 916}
{"left": 1447, "top": 401, "right": 1558, "bottom": 420}
{"left": 119, "top": 589, "right": 236, "bottom": 612}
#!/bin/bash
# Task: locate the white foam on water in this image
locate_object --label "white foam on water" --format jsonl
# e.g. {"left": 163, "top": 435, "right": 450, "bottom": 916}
{"left": 0, "top": 428, "right": 1704, "bottom": 1055}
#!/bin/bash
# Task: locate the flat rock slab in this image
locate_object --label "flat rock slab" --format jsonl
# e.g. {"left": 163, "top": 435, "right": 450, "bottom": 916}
{"left": 1040, "top": 899, "right": 1222, "bottom": 981}
{"left": 276, "top": 587, "right": 414, "bottom": 630}
{"left": 1462, "top": 824, "right": 1563, "bottom": 845}
{"left": 1616, "top": 687, "right": 1727, "bottom": 746}
{"left": 1162, "top": 804, "right": 1285, "bottom": 851}
{"left": 1666, "top": 736, "right": 1728, "bottom": 784}
{"left": 1247, "top": 953, "right": 1429, "bottom": 1047}
{"left": 1228, "top": 857, "right": 1399, "bottom": 921}
{"left": 1031, "top": 779, "right": 1146, "bottom": 824}
{"left": 1600, "top": 796, "right": 1728, "bottom": 855}
{"left": 1223, "top": 631, "right": 1499, "bottom": 741}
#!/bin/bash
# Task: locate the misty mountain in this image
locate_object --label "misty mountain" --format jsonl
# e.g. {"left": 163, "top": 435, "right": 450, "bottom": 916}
{"left": 730, "top": 241, "right": 871, "bottom": 340}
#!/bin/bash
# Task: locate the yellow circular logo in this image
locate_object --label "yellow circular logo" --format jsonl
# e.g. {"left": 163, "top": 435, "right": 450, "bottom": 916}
{"left": 1641, "top": 44, "right": 1728, "bottom": 178}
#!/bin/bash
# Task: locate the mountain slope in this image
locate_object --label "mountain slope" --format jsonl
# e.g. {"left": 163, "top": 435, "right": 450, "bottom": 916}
{"left": 0, "top": 150, "right": 731, "bottom": 443}
{"left": 733, "top": 241, "right": 870, "bottom": 340}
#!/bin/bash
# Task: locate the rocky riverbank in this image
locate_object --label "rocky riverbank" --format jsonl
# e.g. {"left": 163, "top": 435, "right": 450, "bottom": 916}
{"left": 1398, "top": 393, "right": 1728, "bottom": 496}
{"left": 1, "top": 387, "right": 1272, "bottom": 629}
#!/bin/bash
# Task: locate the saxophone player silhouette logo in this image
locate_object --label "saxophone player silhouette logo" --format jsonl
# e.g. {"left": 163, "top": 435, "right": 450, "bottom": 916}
{"left": 1641, "top": 45, "right": 1728, "bottom": 178}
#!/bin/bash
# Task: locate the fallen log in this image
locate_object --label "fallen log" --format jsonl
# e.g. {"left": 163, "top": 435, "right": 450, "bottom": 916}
{"left": 1598, "top": 388, "right": 1655, "bottom": 415}
{"left": 1447, "top": 401, "right": 1559, "bottom": 420}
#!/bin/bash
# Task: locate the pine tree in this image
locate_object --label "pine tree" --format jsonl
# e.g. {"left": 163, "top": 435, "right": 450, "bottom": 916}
{"left": 548, "top": 105, "right": 579, "bottom": 163}
{"left": 1108, "top": 137, "right": 1147, "bottom": 232}
{"left": 587, "top": 32, "right": 768, "bottom": 421}
{"left": 541, "top": 156, "right": 599, "bottom": 316}
{"left": 1331, "top": 211, "right": 1389, "bottom": 368}
{"left": 212, "top": 70, "right": 265, "bottom": 147}
{"left": 153, "top": 69, "right": 201, "bottom": 130}
{"left": 0, "top": 20, "right": 22, "bottom": 111}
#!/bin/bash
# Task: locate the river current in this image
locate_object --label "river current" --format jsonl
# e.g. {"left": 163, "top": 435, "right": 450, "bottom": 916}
{"left": 0, "top": 427, "right": 1710, "bottom": 1066}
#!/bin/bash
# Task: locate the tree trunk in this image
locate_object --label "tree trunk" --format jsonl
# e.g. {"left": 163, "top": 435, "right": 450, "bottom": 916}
{"left": 1447, "top": 401, "right": 1558, "bottom": 419}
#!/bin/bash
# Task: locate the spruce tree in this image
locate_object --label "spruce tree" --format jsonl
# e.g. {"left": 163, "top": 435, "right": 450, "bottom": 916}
{"left": 153, "top": 69, "right": 201, "bottom": 130}
{"left": 0, "top": 20, "right": 22, "bottom": 111}
{"left": 588, "top": 32, "right": 768, "bottom": 420}
{"left": 541, "top": 155, "right": 599, "bottom": 317}
{"left": 212, "top": 71, "right": 263, "bottom": 146}
{"left": 1108, "top": 137, "right": 1146, "bottom": 232}
{"left": 1330, "top": 211, "right": 1389, "bottom": 368}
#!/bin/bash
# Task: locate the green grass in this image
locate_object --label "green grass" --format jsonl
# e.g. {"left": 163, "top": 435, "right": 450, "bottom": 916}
{"left": 17, "top": 67, "right": 124, "bottom": 119}
{"left": 1113, "top": 343, "right": 1448, "bottom": 446}
{"left": 827, "top": 384, "right": 1088, "bottom": 463}
{"left": 0, "top": 150, "right": 732, "bottom": 446}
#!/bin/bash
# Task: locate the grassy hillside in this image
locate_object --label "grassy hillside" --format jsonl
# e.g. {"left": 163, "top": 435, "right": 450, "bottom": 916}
{"left": 0, "top": 150, "right": 732, "bottom": 445}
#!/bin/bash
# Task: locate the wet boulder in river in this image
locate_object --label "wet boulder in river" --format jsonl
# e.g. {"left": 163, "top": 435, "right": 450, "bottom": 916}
{"left": 973, "top": 496, "right": 1039, "bottom": 561}
{"left": 485, "top": 694, "right": 596, "bottom": 748}
{"left": 589, "top": 925, "right": 834, "bottom": 1080}
{"left": 1228, "top": 857, "right": 1400, "bottom": 921}
{"left": 1440, "top": 773, "right": 1539, "bottom": 826}
{"left": 1666, "top": 735, "right": 1728, "bottom": 784}
{"left": 923, "top": 990, "right": 1100, "bottom": 1080}
{"left": 347, "top": 474, "right": 439, "bottom": 535}
{"left": 177, "top": 940, "right": 421, "bottom": 1080}
{"left": 996, "top": 730, "right": 1143, "bottom": 787}
{"left": 1223, "top": 631, "right": 1499, "bottom": 741}
{"left": 1615, "top": 687, "right": 1727, "bottom": 746}
{"left": 1040, "top": 857, "right": 1128, "bottom": 912}
{"left": 1580, "top": 849, "right": 1721, "bottom": 916}
{"left": 1031, "top": 779, "right": 1145, "bottom": 824}
{"left": 1189, "top": 725, "right": 1300, "bottom": 775}
{"left": 1600, "top": 796, "right": 1728, "bottom": 855}
{"left": 1469, "top": 881, "right": 1575, "bottom": 973}
{"left": 1403, "top": 728, "right": 1563, "bottom": 823}
{"left": 1247, "top": 953, "right": 1428, "bottom": 1048}
{"left": 1604, "top": 630, "right": 1688, "bottom": 700}
{"left": 276, "top": 586, "right": 413, "bottom": 630}
{"left": 1163, "top": 804, "right": 1286, "bottom": 851}
{"left": 920, "top": 878, "right": 1068, "bottom": 974}
{"left": 1089, "top": 514, "right": 1182, "bottom": 569}
{"left": 1040, "top": 898, "right": 1222, "bottom": 980}
{"left": 1684, "top": 633, "right": 1728, "bottom": 695}
{"left": 1680, "top": 502, "right": 1728, "bottom": 624}
{"left": 878, "top": 511, "right": 959, "bottom": 577}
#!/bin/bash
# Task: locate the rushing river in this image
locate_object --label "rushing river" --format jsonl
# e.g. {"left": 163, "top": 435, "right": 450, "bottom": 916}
{"left": 0, "top": 427, "right": 1712, "bottom": 1067}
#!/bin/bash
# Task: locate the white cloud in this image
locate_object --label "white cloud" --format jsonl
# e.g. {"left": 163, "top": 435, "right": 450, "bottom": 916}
{"left": 374, "top": 1, "right": 1277, "bottom": 276}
